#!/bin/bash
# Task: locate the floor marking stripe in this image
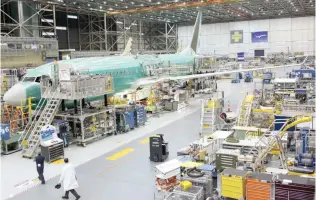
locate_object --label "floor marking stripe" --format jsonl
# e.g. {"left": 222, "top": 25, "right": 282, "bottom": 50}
{"left": 106, "top": 148, "right": 134, "bottom": 161}
{"left": 139, "top": 134, "right": 159, "bottom": 144}
{"left": 140, "top": 138, "right": 149, "bottom": 144}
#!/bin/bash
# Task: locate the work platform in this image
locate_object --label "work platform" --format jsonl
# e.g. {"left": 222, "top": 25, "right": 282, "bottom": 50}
{"left": 20, "top": 67, "right": 115, "bottom": 158}
{"left": 40, "top": 75, "right": 114, "bottom": 100}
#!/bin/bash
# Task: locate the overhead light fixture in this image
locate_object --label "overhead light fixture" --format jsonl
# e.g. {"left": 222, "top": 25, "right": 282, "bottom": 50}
{"left": 116, "top": 21, "right": 123, "bottom": 24}
{"left": 131, "top": 23, "right": 137, "bottom": 25}
{"left": 131, "top": 1, "right": 134, "bottom": 4}
{"left": 296, "top": 9, "right": 298, "bottom": 11}
{"left": 87, "top": 3, "right": 90, "bottom": 6}
{"left": 108, "top": 8, "right": 114, "bottom": 10}
{"left": 141, "top": 3, "right": 144, "bottom": 6}
{"left": 125, "top": 27, "right": 130, "bottom": 30}
{"left": 56, "top": 26, "right": 67, "bottom": 30}
{"left": 125, "top": 6, "right": 128, "bottom": 8}
{"left": 103, "top": 1, "right": 106, "bottom": 4}
{"left": 43, "top": 32, "right": 55, "bottom": 36}
{"left": 67, "top": 15, "right": 78, "bottom": 19}
{"left": 41, "top": 8, "right": 53, "bottom": 11}
{"left": 100, "top": 6, "right": 102, "bottom": 9}
{"left": 157, "top": 1, "right": 161, "bottom": 4}
{"left": 41, "top": 18, "right": 54, "bottom": 23}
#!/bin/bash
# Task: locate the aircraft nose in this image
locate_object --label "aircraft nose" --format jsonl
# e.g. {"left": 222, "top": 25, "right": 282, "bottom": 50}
{"left": 3, "top": 84, "right": 26, "bottom": 106}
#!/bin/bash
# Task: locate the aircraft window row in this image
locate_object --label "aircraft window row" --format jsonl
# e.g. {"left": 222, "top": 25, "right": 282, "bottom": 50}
{"left": 104, "top": 69, "right": 134, "bottom": 76}
{"left": 22, "top": 77, "right": 36, "bottom": 82}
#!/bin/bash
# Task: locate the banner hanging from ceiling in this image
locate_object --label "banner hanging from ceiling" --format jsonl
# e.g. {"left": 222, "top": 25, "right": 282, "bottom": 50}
{"left": 252, "top": 31, "right": 268, "bottom": 43}
{"left": 237, "top": 52, "right": 245, "bottom": 61}
{"left": 230, "top": 30, "right": 243, "bottom": 44}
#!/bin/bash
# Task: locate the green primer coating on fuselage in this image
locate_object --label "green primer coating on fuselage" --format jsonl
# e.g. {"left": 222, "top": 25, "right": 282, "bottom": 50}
{"left": 20, "top": 54, "right": 195, "bottom": 106}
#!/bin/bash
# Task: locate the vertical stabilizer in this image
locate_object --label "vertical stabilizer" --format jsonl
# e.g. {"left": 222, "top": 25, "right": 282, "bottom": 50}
{"left": 180, "top": 11, "right": 202, "bottom": 55}
{"left": 122, "top": 37, "right": 133, "bottom": 56}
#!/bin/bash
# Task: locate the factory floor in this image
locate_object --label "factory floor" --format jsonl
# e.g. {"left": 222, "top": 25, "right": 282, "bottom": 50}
{"left": 1, "top": 67, "right": 296, "bottom": 200}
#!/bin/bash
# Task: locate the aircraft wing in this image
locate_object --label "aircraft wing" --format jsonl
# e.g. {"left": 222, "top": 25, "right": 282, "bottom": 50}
{"left": 134, "top": 57, "right": 307, "bottom": 87}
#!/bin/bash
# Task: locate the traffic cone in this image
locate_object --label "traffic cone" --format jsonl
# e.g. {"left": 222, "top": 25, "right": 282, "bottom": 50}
{"left": 227, "top": 101, "right": 231, "bottom": 112}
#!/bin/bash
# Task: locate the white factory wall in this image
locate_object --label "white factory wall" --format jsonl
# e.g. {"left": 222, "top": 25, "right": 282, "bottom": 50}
{"left": 178, "top": 17, "right": 315, "bottom": 57}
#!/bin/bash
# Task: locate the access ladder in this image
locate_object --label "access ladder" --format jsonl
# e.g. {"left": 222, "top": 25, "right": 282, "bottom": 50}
{"left": 200, "top": 99, "right": 216, "bottom": 136}
{"left": 21, "top": 86, "right": 62, "bottom": 158}
{"left": 237, "top": 95, "right": 254, "bottom": 127}
{"left": 248, "top": 115, "right": 312, "bottom": 169}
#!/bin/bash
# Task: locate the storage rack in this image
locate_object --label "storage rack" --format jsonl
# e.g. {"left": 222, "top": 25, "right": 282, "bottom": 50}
{"left": 55, "top": 107, "right": 116, "bottom": 147}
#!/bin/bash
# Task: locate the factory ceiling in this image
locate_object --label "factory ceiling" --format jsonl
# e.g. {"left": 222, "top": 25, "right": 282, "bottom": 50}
{"left": 7, "top": 0, "right": 316, "bottom": 24}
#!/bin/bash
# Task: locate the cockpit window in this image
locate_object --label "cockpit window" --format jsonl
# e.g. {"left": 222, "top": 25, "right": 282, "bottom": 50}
{"left": 22, "top": 77, "right": 36, "bottom": 82}
{"left": 35, "top": 76, "right": 41, "bottom": 83}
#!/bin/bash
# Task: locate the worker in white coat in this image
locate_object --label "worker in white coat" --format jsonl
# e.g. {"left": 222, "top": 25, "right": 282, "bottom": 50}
{"left": 56, "top": 158, "right": 81, "bottom": 200}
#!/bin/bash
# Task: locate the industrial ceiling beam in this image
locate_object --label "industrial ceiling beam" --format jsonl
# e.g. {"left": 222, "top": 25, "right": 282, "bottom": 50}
{"left": 106, "top": 0, "right": 239, "bottom": 15}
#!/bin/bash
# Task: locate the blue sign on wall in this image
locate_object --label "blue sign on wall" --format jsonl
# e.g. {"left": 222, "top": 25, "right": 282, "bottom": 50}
{"left": 0, "top": 124, "right": 11, "bottom": 140}
{"left": 252, "top": 31, "right": 268, "bottom": 43}
{"left": 237, "top": 52, "right": 244, "bottom": 61}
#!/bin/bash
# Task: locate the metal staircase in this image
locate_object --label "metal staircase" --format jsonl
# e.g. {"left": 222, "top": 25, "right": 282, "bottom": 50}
{"left": 200, "top": 99, "right": 216, "bottom": 136}
{"left": 237, "top": 95, "right": 253, "bottom": 127}
{"left": 21, "top": 85, "right": 61, "bottom": 158}
{"left": 248, "top": 115, "right": 312, "bottom": 170}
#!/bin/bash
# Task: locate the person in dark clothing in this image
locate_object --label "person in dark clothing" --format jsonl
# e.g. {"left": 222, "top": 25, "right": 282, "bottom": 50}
{"left": 35, "top": 153, "right": 46, "bottom": 184}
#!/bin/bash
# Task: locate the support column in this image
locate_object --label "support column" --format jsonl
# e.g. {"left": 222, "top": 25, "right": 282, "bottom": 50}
{"left": 53, "top": 4, "right": 57, "bottom": 36}
{"left": 66, "top": 10, "right": 70, "bottom": 49}
{"left": 74, "top": 100, "right": 78, "bottom": 114}
{"left": 17, "top": 0, "right": 24, "bottom": 37}
{"left": 165, "top": 22, "right": 168, "bottom": 51}
{"left": 104, "top": 13, "right": 107, "bottom": 50}
{"left": 61, "top": 100, "right": 65, "bottom": 111}
{"left": 82, "top": 98, "right": 85, "bottom": 108}
{"left": 104, "top": 95, "right": 108, "bottom": 107}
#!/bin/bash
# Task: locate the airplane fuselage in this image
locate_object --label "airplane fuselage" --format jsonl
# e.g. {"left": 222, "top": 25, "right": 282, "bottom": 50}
{"left": 3, "top": 54, "right": 195, "bottom": 106}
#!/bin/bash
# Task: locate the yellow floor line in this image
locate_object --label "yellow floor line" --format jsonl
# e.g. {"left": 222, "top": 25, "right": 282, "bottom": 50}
{"left": 51, "top": 159, "right": 64, "bottom": 165}
{"left": 140, "top": 138, "right": 150, "bottom": 144}
{"left": 106, "top": 148, "right": 134, "bottom": 161}
{"left": 139, "top": 134, "right": 159, "bottom": 144}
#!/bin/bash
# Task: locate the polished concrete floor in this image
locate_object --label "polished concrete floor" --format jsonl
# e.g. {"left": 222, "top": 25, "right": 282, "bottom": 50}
{"left": 10, "top": 109, "right": 202, "bottom": 200}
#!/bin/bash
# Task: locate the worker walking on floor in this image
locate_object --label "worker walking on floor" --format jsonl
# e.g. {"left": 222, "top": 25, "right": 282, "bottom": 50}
{"left": 35, "top": 153, "right": 46, "bottom": 184}
{"left": 55, "top": 158, "right": 81, "bottom": 200}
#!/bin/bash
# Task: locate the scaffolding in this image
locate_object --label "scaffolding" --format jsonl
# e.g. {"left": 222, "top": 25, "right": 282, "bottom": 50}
{"left": 248, "top": 115, "right": 312, "bottom": 170}
{"left": 20, "top": 63, "right": 114, "bottom": 158}
{"left": 1, "top": 1, "right": 177, "bottom": 54}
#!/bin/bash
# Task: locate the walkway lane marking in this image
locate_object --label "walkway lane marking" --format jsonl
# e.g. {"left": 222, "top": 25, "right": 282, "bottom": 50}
{"left": 106, "top": 148, "right": 134, "bottom": 161}
{"left": 140, "top": 138, "right": 150, "bottom": 144}
{"left": 139, "top": 134, "right": 159, "bottom": 144}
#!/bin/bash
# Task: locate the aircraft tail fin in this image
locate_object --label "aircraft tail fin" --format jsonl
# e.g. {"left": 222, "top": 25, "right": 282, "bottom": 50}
{"left": 180, "top": 11, "right": 202, "bottom": 55}
{"left": 122, "top": 37, "right": 133, "bottom": 56}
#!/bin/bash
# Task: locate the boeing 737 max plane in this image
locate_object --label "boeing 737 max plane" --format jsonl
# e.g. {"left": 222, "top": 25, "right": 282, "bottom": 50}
{"left": 3, "top": 12, "right": 306, "bottom": 107}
